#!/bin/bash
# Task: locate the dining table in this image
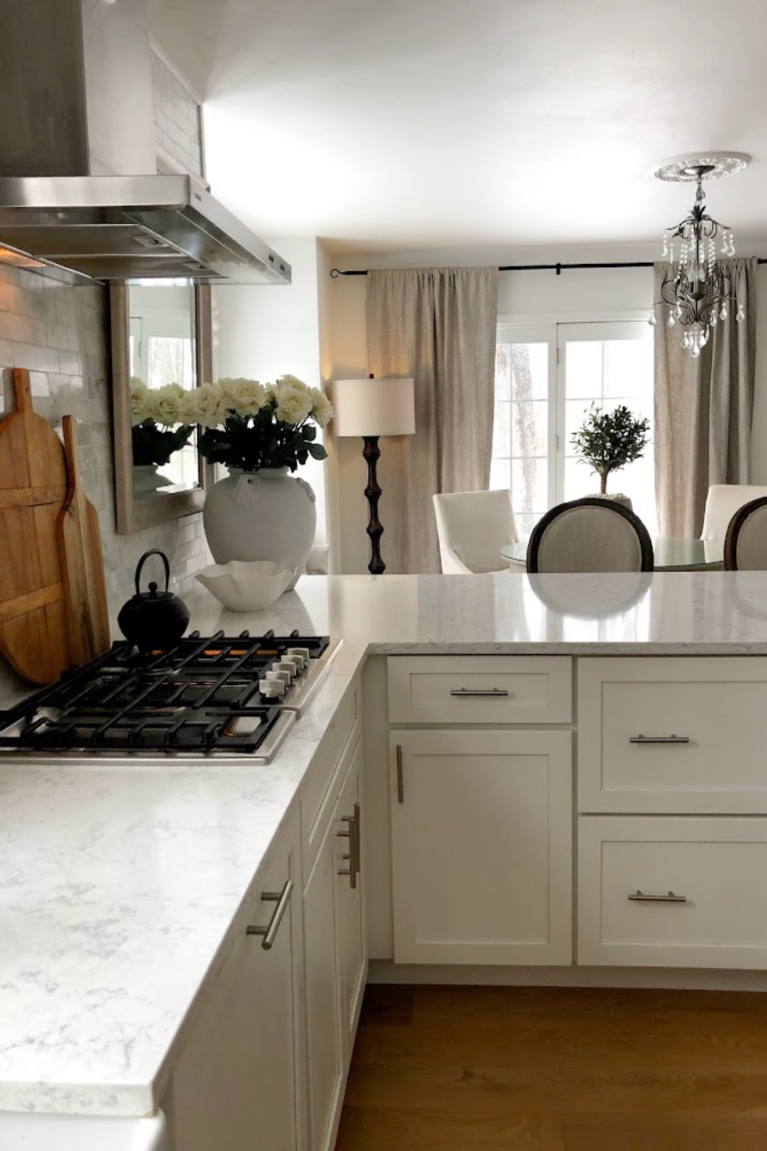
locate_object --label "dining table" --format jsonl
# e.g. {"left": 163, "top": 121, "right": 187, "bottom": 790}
{"left": 500, "top": 537, "right": 724, "bottom": 572}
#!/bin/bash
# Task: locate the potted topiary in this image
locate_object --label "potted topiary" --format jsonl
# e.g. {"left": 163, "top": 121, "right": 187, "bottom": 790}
{"left": 570, "top": 404, "right": 650, "bottom": 508}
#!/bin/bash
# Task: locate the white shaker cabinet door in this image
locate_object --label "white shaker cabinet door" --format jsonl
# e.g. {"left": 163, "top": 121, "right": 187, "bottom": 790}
{"left": 164, "top": 817, "right": 302, "bottom": 1151}
{"left": 303, "top": 810, "right": 344, "bottom": 1151}
{"left": 333, "top": 738, "right": 367, "bottom": 1053}
{"left": 389, "top": 729, "right": 572, "bottom": 965}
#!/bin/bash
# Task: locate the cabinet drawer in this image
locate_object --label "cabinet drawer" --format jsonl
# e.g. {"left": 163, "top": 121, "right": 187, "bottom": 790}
{"left": 578, "top": 657, "right": 767, "bottom": 814}
{"left": 388, "top": 656, "right": 572, "bottom": 724}
{"left": 578, "top": 816, "right": 767, "bottom": 969}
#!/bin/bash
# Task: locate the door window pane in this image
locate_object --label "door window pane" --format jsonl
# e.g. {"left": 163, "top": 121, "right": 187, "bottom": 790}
{"left": 492, "top": 401, "right": 511, "bottom": 458}
{"left": 561, "top": 326, "right": 655, "bottom": 536}
{"left": 511, "top": 457, "right": 548, "bottom": 517}
{"left": 496, "top": 341, "right": 548, "bottom": 402}
{"left": 512, "top": 401, "right": 547, "bottom": 458}
{"left": 492, "top": 321, "right": 655, "bottom": 544}
{"left": 489, "top": 457, "right": 511, "bottom": 492}
{"left": 491, "top": 340, "right": 551, "bottom": 542}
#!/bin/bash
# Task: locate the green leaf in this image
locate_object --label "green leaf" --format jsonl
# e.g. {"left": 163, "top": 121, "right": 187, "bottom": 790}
{"left": 570, "top": 403, "right": 650, "bottom": 487}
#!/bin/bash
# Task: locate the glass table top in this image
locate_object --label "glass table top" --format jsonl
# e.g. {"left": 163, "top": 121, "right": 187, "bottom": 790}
{"left": 500, "top": 537, "right": 724, "bottom": 571}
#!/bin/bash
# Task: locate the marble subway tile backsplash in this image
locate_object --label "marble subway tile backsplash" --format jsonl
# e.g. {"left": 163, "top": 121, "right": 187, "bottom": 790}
{"left": 151, "top": 50, "right": 203, "bottom": 177}
{"left": 0, "top": 261, "right": 212, "bottom": 700}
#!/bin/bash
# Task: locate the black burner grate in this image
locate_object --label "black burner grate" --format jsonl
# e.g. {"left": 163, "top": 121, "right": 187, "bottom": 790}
{"left": 0, "top": 630, "right": 330, "bottom": 755}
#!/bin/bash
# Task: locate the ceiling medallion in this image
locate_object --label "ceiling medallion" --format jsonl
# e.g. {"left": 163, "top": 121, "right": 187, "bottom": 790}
{"left": 649, "top": 152, "right": 751, "bottom": 357}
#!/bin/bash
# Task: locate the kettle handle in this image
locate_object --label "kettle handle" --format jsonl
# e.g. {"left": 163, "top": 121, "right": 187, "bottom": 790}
{"left": 135, "top": 550, "right": 171, "bottom": 596}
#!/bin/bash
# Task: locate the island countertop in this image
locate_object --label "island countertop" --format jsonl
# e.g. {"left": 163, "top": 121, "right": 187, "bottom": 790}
{"left": 3, "top": 570, "right": 767, "bottom": 1119}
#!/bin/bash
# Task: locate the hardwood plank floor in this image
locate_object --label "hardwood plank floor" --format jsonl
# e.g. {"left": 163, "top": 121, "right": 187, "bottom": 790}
{"left": 335, "top": 986, "right": 767, "bottom": 1150}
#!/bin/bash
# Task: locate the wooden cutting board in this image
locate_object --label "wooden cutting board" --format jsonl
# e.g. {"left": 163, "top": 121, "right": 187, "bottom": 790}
{"left": 57, "top": 415, "right": 110, "bottom": 665}
{"left": 0, "top": 369, "right": 71, "bottom": 684}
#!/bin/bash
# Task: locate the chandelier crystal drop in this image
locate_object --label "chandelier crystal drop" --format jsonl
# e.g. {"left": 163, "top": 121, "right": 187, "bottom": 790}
{"left": 649, "top": 153, "right": 750, "bottom": 358}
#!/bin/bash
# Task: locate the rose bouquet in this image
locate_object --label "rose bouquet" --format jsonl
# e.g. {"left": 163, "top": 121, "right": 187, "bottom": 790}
{"left": 130, "top": 379, "right": 195, "bottom": 467}
{"left": 191, "top": 375, "right": 333, "bottom": 473}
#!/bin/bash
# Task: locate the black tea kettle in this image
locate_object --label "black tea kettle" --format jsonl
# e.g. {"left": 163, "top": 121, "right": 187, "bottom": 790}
{"left": 118, "top": 550, "right": 191, "bottom": 652}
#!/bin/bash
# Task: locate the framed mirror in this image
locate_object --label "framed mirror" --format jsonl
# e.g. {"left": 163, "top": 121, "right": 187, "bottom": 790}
{"left": 111, "top": 281, "right": 214, "bottom": 533}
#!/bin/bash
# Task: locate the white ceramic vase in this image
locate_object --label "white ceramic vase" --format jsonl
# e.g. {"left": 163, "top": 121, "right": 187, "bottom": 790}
{"left": 202, "top": 468, "right": 316, "bottom": 590}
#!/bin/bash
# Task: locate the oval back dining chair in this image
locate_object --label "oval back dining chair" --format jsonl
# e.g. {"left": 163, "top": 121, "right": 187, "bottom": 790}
{"left": 724, "top": 496, "right": 767, "bottom": 570}
{"left": 433, "top": 489, "right": 518, "bottom": 574}
{"left": 526, "top": 498, "right": 654, "bottom": 574}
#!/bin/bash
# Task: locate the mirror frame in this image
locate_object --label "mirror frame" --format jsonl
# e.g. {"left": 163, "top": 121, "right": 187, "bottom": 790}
{"left": 111, "top": 282, "right": 214, "bottom": 533}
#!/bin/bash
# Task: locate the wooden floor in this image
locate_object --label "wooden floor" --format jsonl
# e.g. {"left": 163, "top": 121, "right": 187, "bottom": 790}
{"left": 335, "top": 985, "right": 767, "bottom": 1150}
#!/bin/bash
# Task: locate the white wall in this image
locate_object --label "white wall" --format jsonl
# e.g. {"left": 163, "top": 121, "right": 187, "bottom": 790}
{"left": 212, "top": 237, "right": 328, "bottom": 545}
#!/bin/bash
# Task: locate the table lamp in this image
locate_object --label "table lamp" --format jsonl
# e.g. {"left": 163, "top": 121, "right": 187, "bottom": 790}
{"left": 332, "top": 376, "right": 416, "bottom": 574}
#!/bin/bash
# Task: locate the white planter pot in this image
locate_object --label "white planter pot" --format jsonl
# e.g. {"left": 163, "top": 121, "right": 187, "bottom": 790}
{"left": 203, "top": 468, "right": 316, "bottom": 590}
{"left": 587, "top": 492, "right": 633, "bottom": 512}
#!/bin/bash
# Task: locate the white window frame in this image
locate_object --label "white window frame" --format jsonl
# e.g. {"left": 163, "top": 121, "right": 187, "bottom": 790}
{"left": 495, "top": 310, "right": 652, "bottom": 524}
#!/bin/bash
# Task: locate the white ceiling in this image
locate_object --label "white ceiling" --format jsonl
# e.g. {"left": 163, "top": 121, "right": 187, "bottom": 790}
{"left": 148, "top": 0, "right": 767, "bottom": 254}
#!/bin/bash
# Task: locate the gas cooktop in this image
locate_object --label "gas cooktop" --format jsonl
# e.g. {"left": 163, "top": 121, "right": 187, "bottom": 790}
{"left": 0, "top": 630, "right": 341, "bottom": 761}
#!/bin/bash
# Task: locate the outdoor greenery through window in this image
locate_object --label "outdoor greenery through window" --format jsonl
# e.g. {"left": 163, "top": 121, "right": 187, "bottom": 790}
{"left": 491, "top": 320, "right": 655, "bottom": 540}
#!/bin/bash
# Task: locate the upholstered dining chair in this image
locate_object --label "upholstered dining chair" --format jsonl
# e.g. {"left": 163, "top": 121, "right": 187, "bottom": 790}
{"left": 701, "top": 485, "right": 767, "bottom": 540}
{"left": 724, "top": 496, "right": 767, "bottom": 569}
{"left": 433, "top": 489, "right": 518, "bottom": 574}
{"left": 526, "top": 498, "right": 654, "bottom": 573}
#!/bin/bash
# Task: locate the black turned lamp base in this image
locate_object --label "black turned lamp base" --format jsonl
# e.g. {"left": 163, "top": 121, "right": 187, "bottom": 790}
{"left": 362, "top": 435, "right": 385, "bottom": 574}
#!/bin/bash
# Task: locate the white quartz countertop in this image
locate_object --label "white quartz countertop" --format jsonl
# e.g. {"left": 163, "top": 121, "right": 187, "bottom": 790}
{"left": 3, "top": 570, "right": 767, "bottom": 1118}
{"left": 171, "top": 570, "right": 767, "bottom": 655}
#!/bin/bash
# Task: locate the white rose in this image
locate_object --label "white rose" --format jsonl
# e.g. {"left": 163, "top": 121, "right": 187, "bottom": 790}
{"left": 151, "top": 384, "right": 186, "bottom": 427}
{"left": 180, "top": 383, "right": 226, "bottom": 428}
{"left": 219, "top": 377, "right": 267, "bottom": 417}
{"left": 309, "top": 387, "right": 334, "bottom": 428}
{"left": 273, "top": 377, "right": 313, "bottom": 424}
{"left": 130, "top": 379, "right": 153, "bottom": 426}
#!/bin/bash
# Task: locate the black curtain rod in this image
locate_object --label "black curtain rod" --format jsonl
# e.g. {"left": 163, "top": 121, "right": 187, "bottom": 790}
{"left": 330, "top": 258, "right": 767, "bottom": 278}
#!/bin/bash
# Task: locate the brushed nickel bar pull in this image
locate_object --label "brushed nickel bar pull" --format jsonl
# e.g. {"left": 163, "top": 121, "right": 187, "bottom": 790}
{"left": 396, "top": 745, "right": 404, "bottom": 804}
{"left": 629, "top": 734, "right": 690, "bottom": 744}
{"left": 352, "top": 802, "right": 361, "bottom": 877}
{"left": 246, "top": 879, "right": 294, "bottom": 949}
{"left": 628, "top": 889, "right": 687, "bottom": 903}
{"left": 450, "top": 687, "right": 510, "bottom": 697}
{"left": 339, "top": 813, "right": 358, "bottom": 888}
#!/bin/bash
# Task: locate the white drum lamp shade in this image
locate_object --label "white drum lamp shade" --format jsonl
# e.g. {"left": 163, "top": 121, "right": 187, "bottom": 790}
{"left": 331, "top": 377, "right": 416, "bottom": 574}
{"left": 331, "top": 377, "right": 415, "bottom": 437}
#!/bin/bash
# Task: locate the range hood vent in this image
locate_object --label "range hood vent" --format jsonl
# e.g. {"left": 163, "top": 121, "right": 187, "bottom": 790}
{"left": 0, "top": 0, "right": 291, "bottom": 285}
{"left": 0, "top": 176, "right": 291, "bottom": 284}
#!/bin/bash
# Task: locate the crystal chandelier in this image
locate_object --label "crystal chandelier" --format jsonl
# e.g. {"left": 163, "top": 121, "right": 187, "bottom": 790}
{"left": 649, "top": 152, "right": 750, "bottom": 357}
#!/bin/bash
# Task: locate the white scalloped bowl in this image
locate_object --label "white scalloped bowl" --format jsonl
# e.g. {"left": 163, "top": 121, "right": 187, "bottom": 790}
{"left": 195, "top": 559, "right": 297, "bottom": 612}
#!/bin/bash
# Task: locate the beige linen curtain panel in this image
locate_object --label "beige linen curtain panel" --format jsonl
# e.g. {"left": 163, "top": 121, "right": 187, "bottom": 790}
{"left": 654, "top": 258, "right": 756, "bottom": 538}
{"left": 366, "top": 266, "right": 499, "bottom": 573}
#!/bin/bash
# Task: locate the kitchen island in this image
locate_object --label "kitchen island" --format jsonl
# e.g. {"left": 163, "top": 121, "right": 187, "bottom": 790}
{"left": 3, "top": 570, "right": 767, "bottom": 1143}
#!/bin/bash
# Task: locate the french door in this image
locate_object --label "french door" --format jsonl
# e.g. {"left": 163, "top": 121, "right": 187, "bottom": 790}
{"left": 491, "top": 319, "right": 655, "bottom": 538}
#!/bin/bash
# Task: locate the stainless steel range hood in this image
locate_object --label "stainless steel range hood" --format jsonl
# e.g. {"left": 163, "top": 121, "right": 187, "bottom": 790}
{"left": 0, "top": 175, "right": 292, "bottom": 284}
{"left": 0, "top": 0, "right": 291, "bottom": 285}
